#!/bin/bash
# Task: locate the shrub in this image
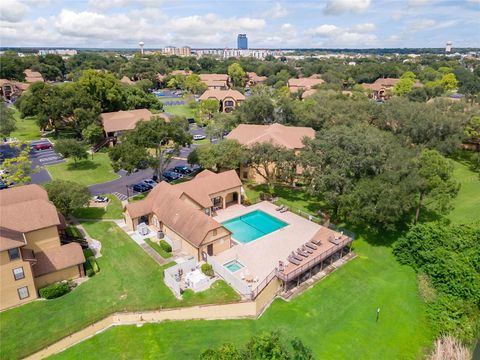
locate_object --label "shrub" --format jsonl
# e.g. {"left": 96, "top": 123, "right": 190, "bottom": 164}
{"left": 160, "top": 240, "right": 172, "bottom": 253}
{"left": 86, "top": 268, "right": 95, "bottom": 277}
{"left": 39, "top": 282, "right": 70, "bottom": 299}
{"left": 87, "top": 256, "right": 99, "bottom": 273}
{"left": 201, "top": 263, "right": 214, "bottom": 277}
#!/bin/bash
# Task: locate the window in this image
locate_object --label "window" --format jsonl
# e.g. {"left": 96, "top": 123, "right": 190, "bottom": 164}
{"left": 242, "top": 171, "right": 248, "bottom": 179}
{"left": 213, "top": 229, "right": 217, "bottom": 236}
{"left": 13, "top": 267, "right": 25, "bottom": 280}
{"left": 224, "top": 100, "right": 234, "bottom": 107}
{"left": 8, "top": 248, "right": 20, "bottom": 261}
{"left": 17, "top": 286, "right": 29, "bottom": 300}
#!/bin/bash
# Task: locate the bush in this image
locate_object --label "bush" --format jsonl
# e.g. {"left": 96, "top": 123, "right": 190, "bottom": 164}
{"left": 87, "top": 256, "right": 99, "bottom": 273}
{"left": 201, "top": 263, "right": 214, "bottom": 277}
{"left": 86, "top": 268, "right": 95, "bottom": 277}
{"left": 160, "top": 240, "right": 172, "bottom": 253}
{"left": 39, "top": 282, "right": 70, "bottom": 299}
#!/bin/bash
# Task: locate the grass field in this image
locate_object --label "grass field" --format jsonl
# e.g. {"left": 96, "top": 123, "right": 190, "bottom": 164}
{"left": 10, "top": 107, "right": 41, "bottom": 141}
{"left": 51, "top": 236, "right": 433, "bottom": 360}
{"left": 164, "top": 104, "right": 195, "bottom": 118}
{"left": 72, "top": 195, "right": 123, "bottom": 220}
{"left": 0, "top": 221, "right": 239, "bottom": 360}
{"left": 446, "top": 158, "right": 479, "bottom": 224}
{"left": 46, "top": 153, "right": 119, "bottom": 186}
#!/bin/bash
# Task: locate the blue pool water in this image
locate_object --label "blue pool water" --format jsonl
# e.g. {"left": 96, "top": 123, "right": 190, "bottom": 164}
{"left": 222, "top": 210, "right": 288, "bottom": 244}
{"left": 224, "top": 260, "right": 244, "bottom": 272}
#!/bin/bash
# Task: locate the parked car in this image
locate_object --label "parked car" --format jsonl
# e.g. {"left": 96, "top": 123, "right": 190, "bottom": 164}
{"left": 93, "top": 195, "right": 109, "bottom": 203}
{"left": 138, "top": 180, "right": 154, "bottom": 190}
{"left": 143, "top": 179, "right": 158, "bottom": 188}
{"left": 192, "top": 134, "right": 206, "bottom": 141}
{"left": 162, "top": 171, "right": 183, "bottom": 182}
{"left": 172, "top": 165, "right": 192, "bottom": 175}
{"left": 132, "top": 183, "right": 150, "bottom": 193}
{"left": 0, "top": 180, "right": 8, "bottom": 190}
{"left": 34, "top": 143, "right": 52, "bottom": 151}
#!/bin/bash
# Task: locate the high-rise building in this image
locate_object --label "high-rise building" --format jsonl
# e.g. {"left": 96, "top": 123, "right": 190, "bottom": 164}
{"left": 445, "top": 41, "right": 453, "bottom": 53}
{"left": 237, "top": 34, "right": 248, "bottom": 49}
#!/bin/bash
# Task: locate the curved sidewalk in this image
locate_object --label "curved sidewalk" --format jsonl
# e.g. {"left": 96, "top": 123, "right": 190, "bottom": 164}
{"left": 24, "top": 301, "right": 257, "bottom": 360}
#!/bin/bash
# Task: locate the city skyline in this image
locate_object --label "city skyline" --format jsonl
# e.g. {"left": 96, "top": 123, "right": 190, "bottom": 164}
{"left": 0, "top": 0, "right": 479, "bottom": 49}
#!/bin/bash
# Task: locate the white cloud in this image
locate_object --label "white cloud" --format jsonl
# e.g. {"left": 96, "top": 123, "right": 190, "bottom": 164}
{"left": 0, "top": 0, "right": 29, "bottom": 22}
{"left": 306, "top": 24, "right": 339, "bottom": 37}
{"left": 350, "top": 22, "right": 376, "bottom": 33}
{"left": 88, "top": 0, "right": 162, "bottom": 10}
{"left": 268, "top": 3, "right": 288, "bottom": 19}
{"left": 410, "top": 18, "right": 458, "bottom": 31}
{"left": 324, "top": 0, "right": 371, "bottom": 15}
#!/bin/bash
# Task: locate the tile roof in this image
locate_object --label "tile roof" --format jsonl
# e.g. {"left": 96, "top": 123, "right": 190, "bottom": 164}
{"left": 32, "top": 243, "right": 85, "bottom": 277}
{"left": 24, "top": 69, "right": 44, "bottom": 83}
{"left": 125, "top": 170, "right": 242, "bottom": 247}
{"left": 199, "top": 89, "right": 245, "bottom": 102}
{"left": 101, "top": 109, "right": 168, "bottom": 133}
{"left": 226, "top": 123, "right": 315, "bottom": 149}
{"left": 0, "top": 185, "right": 61, "bottom": 251}
{"left": 288, "top": 77, "right": 324, "bottom": 91}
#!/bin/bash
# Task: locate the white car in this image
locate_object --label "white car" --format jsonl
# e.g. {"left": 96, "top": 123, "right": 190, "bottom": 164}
{"left": 93, "top": 195, "right": 109, "bottom": 203}
{"left": 193, "top": 134, "right": 206, "bottom": 140}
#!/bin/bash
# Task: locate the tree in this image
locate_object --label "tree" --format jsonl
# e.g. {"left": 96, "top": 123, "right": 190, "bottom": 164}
{"left": 413, "top": 149, "right": 459, "bottom": 223}
{"left": 0, "top": 103, "right": 16, "bottom": 137}
{"left": 108, "top": 140, "right": 150, "bottom": 173}
{"left": 464, "top": 115, "right": 480, "bottom": 142}
{"left": 227, "top": 63, "right": 247, "bottom": 88}
{"left": 200, "top": 332, "right": 313, "bottom": 360}
{"left": 393, "top": 78, "right": 415, "bottom": 96}
{"left": 0, "top": 52, "right": 25, "bottom": 81}
{"left": 44, "top": 180, "right": 90, "bottom": 217}
{"left": 82, "top": 123, "right": 104, "bottom": 145}
{"left": 1, "top": 144, "right": 32, "bottom": 185}
{"left": 78, "top": 69, "right": 125, "bottom": 112}
{"left": 188, "top": 139, "right": 245, "bottom": 171}
{"left": 72, "top": 108, "right": 100, "bottom": 137}
{"left": 247, "top": 142, "right": 296, "bottom": 190}
{"left": 123, "top": 117, "right": 191, "bottom": 178}
{"left": 234, "top": 92, "right": 275, "bottom": 124}
{"left": 439, "top": 73, "right": 458, "bottom": 91}
{"left": 183, "top": 74, "right": 207, "bottom": 94}
{"left": 196, "top": 99, "right": 220, "bottom": 125}
{"left": 54, "top": 139, "right": 88, "bottom": 165}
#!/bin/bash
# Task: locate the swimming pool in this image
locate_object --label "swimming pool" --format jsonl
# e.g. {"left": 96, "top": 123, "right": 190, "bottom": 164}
{"left": 222, "top": 210, "right": 288, "bottom": 244}
{"left": 224, "top": 260, "right": 244, "bottom": 272}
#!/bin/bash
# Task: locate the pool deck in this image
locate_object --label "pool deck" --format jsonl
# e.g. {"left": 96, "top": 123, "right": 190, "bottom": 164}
{"left": 213, "top": 201, "right": 323, "bottom": 283}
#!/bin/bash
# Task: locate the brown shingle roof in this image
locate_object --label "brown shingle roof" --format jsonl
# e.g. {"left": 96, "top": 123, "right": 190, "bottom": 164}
{"left": 32, "top": 243, "right": 85, "bottom": 277}
{"left": 171, "top": 70, "right": 192, "bottom": 76}
{"left": 247, "top": 72, "right": 267, "bottom": 83}
{"left": 24, "top": 69, "right": 44, "bottom": 83}
{"left": 361, "top": 77, "right": 423, "bottom": 91}
{"left": 120, "top": 76, "right": 136, "bottom": 85}
{"left": 100, "top": 109, "right": 167, "bottom": 133}
{"left": 288, "top": 77, "right": 324, "bottom": 91}
{"left": 226, "top": 123, "right": 315, "bottom": 149}
{"left": 199, "top": 89, "right": 245, "bottom": 102}
{"left": 199, "top": 74, "right": 230, "bottom": 82}
{"left": 0, "top": 185, "right": 61, "bottom": 251}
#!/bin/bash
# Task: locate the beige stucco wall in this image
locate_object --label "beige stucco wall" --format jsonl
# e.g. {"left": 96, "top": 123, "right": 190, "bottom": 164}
{"left": 0, "top": 250, "right": 37, "bottom": 310}
{"left": 34, "top": 265, "right": 82, "bottom": 288}
{"left": 255, "top": 277, "right": 281, "bottom": 314}
{"left": 24, "top": 227, "right": 61, "bottom": 253}
{"left": 124, "top": 211, "right": 137, "bottom": 231}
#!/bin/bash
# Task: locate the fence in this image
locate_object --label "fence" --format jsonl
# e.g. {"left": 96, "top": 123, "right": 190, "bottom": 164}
{"left": 207, "top": 255, "right": 252, "bottom": 297}
{"left": 164, "top": 257, "right": 198, "bottom": 297}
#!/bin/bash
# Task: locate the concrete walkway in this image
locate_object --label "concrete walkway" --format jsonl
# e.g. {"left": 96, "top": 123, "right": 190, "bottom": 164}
{"left": 24, "top": 302, "right": 257, "bottom": 360}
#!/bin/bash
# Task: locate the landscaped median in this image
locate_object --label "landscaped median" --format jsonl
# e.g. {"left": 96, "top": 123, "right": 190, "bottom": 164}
{"left": 0, "top": 221, "right": 239, "bottom": 360}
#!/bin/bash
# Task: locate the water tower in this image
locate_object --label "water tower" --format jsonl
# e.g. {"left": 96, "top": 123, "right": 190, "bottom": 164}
{"left": 445, "top": 41, "right": 453, "bottom": 53}
{"left": 139, "top": 41, "right": 145, "bottom": 55}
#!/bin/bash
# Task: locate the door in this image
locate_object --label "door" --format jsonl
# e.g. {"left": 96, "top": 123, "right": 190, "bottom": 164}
{"left": 207, "top": 244, "right": 214, "bottom": 256}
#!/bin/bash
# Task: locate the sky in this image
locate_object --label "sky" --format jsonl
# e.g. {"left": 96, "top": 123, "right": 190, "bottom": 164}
{"left": 0, "top": 0, "right": 479, "bottom": 49}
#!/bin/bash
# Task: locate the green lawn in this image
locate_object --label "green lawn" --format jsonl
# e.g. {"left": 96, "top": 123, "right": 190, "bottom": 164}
{"left": 10, "top": 107, "right": 41, "bottom": 141}
{"left": 46, "top": 152, "right": 119, "bottom": 186}
{"left": 0, "top": 221, "right": 239, "bottom": 360}
{"left": 72, "top": 194, "right": 123, "bottom": 220}
{"left": 164, "top": 105, "right": 195, "bottom": 118}
{"left": 145, "top": 238, "right": 173, "bottom": 259}
{"left": 51, "top": 237, "right": 433, "bottom": 360}
{"left": 446, "top": 158, "right": 479, "bottom": 224}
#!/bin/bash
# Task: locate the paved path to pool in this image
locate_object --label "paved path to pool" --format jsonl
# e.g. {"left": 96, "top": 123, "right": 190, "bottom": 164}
{"left": 24, "top": 301, "right": 258, "bottom": 360}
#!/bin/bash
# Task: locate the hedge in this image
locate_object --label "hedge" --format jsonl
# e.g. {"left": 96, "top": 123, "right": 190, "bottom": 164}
{"left": 201, "top": 263, "right": 214, "bottom": 277}
{"left": 39, "top": 282, "right": 70, "bottom": 299}
{"left": 160, "top": 240, "right": 172, "bottom": 253}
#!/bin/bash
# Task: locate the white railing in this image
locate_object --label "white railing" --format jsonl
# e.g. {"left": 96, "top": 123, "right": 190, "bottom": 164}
{"left": 207, "top": 255, "right": 252, "bottom": 296}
